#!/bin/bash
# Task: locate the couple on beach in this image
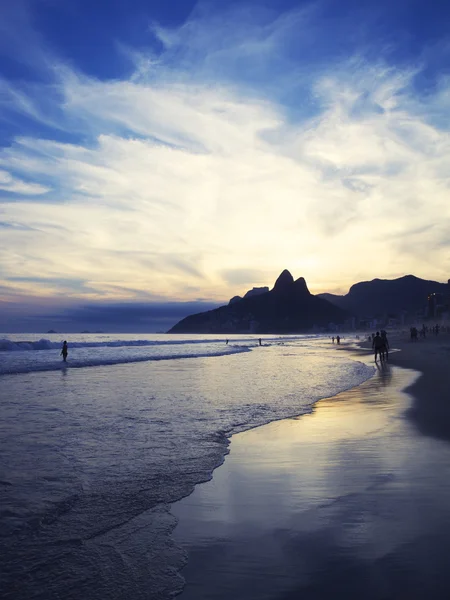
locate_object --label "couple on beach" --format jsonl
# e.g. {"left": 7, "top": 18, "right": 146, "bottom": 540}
{"left": 372, "top": 331, "right": 389, "bottom": 362}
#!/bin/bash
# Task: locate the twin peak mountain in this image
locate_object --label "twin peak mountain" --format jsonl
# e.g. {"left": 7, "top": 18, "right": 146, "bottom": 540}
{"left": 168, "top": 270, "right": 347, "bottom": 334}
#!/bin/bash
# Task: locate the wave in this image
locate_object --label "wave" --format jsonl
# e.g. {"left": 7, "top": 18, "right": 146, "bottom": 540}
{"left": 0, "top": 337, "right": 233, "bottom": 352}
{"left": 0, "top": 335, "right": 307, "bottom": 352}
{"left": 0, "top": 346, "right": 252, "bottom": 376}
{"left": 0, "top": 338, "right": 58, "bottom": 351}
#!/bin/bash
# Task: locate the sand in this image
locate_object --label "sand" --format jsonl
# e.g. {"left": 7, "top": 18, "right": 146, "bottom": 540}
{"left": 387, "top": 335, "right": 450, "bottom": 442}
{"left": 171, "top": 335, "right": 450, "bottom": 599}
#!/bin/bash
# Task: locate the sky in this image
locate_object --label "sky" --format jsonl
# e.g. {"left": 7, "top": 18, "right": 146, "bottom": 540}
{"left": 0, "top": 0, "right": 449, "bottom": 332}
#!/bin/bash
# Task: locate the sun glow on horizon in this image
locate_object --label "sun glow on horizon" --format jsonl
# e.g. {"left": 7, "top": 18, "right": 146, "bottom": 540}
{"left": 1, "top": 1, "right": 449, "bottom": 323}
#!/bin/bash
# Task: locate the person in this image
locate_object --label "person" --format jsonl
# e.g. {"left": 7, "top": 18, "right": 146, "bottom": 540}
{"left": 258, "top": 338, "right": 262, "bottom": 346}
{"left": 336, "top": 335, "right": 340, "bottom": 345}
{"left": 61, "top": 340, "right": 68, "bottom": 362}
{"left": 380, "top": 330, "right": 389, "bottom": 361}
{"left": 372, "top": 331, "right": 384, "bottom": 362}
{"left": 332, "top": 336, "right": 335, "bottom": 344}
{"left": 225, "top": 339, "right": 229, "bottom": 345}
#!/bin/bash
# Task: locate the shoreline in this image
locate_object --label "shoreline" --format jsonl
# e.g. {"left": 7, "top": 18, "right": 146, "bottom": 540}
{"left": 171, "top": 337, "right": 450, "bottom": 599}
{"left": 354, "top": 335, "right": 450, "bottom": 442}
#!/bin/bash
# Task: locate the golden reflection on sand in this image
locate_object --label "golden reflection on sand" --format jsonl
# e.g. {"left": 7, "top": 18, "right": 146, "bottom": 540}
{"left": 172, "top": 363, "right": 450, "bottom": 600}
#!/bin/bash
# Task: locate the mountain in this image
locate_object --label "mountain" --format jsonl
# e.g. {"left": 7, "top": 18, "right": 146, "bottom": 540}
{"left": 168, "top": 270, "right": 348, "bottom": 333}
{"left": 318, "top": 275, "right": 449, "bottom": 316}
{"left": 244, "top": 286, "right": 269, "bottom": 299}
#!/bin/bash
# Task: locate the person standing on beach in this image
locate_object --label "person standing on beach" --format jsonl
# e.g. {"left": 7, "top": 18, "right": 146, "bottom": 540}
{"left": 372, "top": 332, "right": 384, "bottom": 361}
{"left": 380, "top": 330, "right": 389, "bottom": 361}
{"left": 336, "top": 335, "right": 340, "bottom": 345}
{"left": 258, "top": 338, "right": 262, "bottom": 346}
{"left": 61, "top": 340, "right": 68, "bottom": 362}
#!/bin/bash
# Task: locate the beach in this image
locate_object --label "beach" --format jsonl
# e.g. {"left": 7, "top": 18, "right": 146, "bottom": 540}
{"left": 0, "top": 334, "right": 372, "bottom": 600}
{"left": 2, "top": 332, "right": 450, "bottom": 599}
{"left": 172, "top": 335, "right": 450, "bottom": 599}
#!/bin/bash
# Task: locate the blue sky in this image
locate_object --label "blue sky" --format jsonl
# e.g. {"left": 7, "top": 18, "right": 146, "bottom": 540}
{"left": 1, "top": 0, "right": 449, "bottom": 332}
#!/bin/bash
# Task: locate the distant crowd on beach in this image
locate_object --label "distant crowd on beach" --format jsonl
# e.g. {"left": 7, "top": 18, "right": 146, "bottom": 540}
{"left": 410, "top": 323, "right": 448, "bottom": 341}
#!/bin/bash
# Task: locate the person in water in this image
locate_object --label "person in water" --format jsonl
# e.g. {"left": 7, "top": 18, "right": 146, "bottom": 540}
{"left": 61, "top": 340, "right": 68, "bottom": 362}
{"left": 258, "top": 338, "right": 262, "bottom": 346}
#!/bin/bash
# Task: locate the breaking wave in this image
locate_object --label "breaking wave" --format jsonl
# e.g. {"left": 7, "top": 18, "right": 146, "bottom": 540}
{"left": 0, "top": 337, "right": 242, "bottom": 352}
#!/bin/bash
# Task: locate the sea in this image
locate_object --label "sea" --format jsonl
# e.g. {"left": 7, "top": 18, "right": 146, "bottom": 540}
{"left": 0, "top": 333, "right": 374, "bottom": 599}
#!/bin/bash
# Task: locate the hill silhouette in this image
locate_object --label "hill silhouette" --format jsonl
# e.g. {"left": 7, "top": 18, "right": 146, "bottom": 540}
{"left": 318, "top": 275, "right": 449, "bottom": 316}
{"left": 168, "top": 270, "right": 348, "bottom": 333}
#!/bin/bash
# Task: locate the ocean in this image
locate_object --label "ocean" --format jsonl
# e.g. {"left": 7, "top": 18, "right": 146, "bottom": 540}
{"left": 0, "top": 333, "right": 374, "bottom": 599}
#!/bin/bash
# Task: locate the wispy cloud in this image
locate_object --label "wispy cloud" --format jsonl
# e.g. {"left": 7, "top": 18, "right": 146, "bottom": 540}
{"left": 220, "top": 268, "right": 269, "bottom": 288}
{"left": 0, "top": 0, "right": 449, "bottom": 314}
{"left": 0, "top": 169, "right": 50, "bottom": 195}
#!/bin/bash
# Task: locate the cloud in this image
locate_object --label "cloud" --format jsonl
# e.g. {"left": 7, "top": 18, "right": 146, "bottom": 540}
{"left": 0, "top": 0, "right": 449, "bottom": 316}
{"left": 220, "top": 268, "right": 269, "bottom": 288}
{"left": 0, "top": 169, "right": 50, "bottom": 195}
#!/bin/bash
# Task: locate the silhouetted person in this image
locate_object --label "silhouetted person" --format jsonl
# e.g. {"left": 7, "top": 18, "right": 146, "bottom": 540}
{"left": 225, "top": 339, "right": 229, "bottom": 345}
{"left": 61, "top": 340, "right": 68, "bottom": 362}
{"left": 332, "top": 336, "right": 335, "bottom": 343}
{"left": 336, "top": 335, "right": 340, "bottom": 345}
{"left": 380, "top": 330, "right": 389, "bottom": 361}
{"left": 372, "top": 332, "right": 384, "bottom": 361}
{"left": 258, "top": 338, "right": 262, "bottom": 346}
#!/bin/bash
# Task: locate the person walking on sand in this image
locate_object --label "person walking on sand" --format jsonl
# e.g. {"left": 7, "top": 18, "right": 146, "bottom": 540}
{"left": 336, "top": 335, "right": 340, "bottom": 345}
{"left": 331, "top": 336, "right": 335, "bottom": 344}
{"left": 380, "top": 330, "right": 389, "bottom": 361}
{"left": 61, "top": 340, "right": 68, "bottom": 362}
{"left": 372, "top": 332, "right": 384, "bottom": 362}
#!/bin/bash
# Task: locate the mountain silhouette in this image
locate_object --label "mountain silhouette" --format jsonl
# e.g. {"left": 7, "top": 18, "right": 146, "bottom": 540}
{"left": 318, "top": 275, "right": 449, "bottom": 316}
{"left": 168, "top": 270, "right": 348, "bottom": 333}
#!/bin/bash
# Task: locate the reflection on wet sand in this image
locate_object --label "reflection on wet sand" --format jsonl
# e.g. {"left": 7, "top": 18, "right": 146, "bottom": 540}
{"left": 172, "top": 365, "right": 450, "bottom": 599}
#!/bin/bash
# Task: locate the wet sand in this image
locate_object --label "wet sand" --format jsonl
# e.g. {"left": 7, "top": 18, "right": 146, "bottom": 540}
{"left": 384, "top": 335, "right": 450, "bottom": 442}
{"left": 172, "top": 343, "right": 450, "bottom": 599}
